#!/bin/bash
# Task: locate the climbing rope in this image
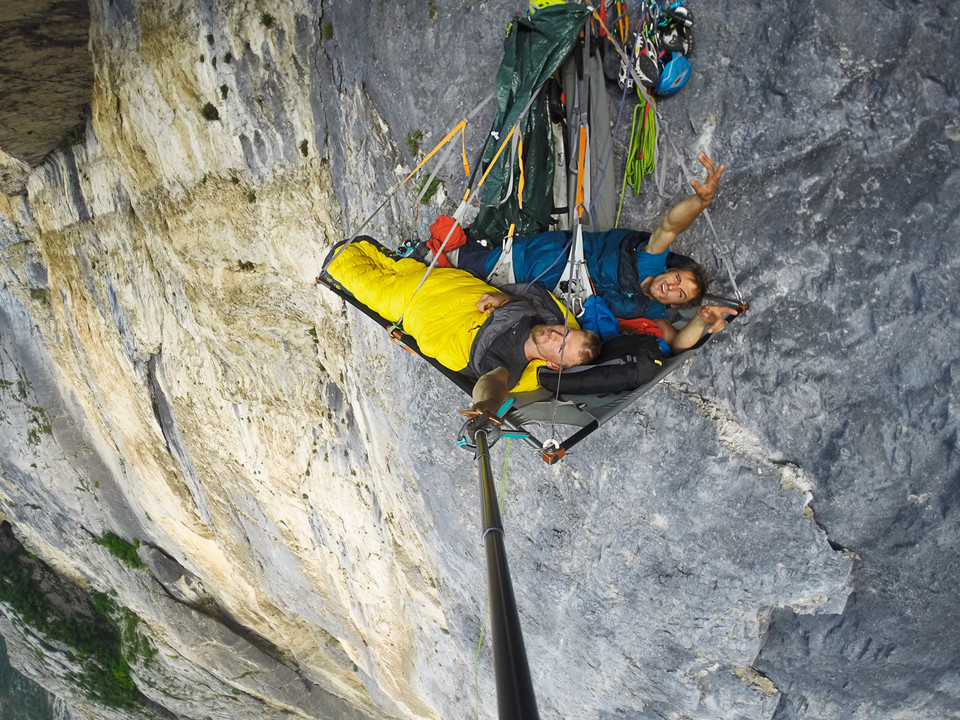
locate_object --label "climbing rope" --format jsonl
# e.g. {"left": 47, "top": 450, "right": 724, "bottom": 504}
{"left": 591, "top": 6, "right": 745, "bottom": 304}
{"left": 618, "top": 96, "right": 657, "bottom": 222}
{"left": 658, "top": 118, "right": 746, "bottom": 304}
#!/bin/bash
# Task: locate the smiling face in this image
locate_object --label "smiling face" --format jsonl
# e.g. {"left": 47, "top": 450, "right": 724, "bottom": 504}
{"left": 644, "top": 268, "right": 699, "bottom": 306}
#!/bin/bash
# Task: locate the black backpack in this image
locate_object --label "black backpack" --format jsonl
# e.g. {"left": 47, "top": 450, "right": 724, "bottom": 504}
{"left": 538, "top": 333, "right": 667, "bottom": 395}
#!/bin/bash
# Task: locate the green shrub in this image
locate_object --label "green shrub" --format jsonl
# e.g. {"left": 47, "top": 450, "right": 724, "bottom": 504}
{"left": 94, "top": 533, "right": 145, "bottom": 570}
{"left": 416, "top": 176, "right": 444, "bottom": 205}
{"left": 405, "top": 130, "right": 423, "bottom": 157}
{"left": 201, "top": 102, "right": 219, "bottom": 121}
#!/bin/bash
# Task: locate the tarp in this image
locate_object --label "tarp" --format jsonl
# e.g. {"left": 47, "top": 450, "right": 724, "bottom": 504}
{"left": 470, "top": 4, "right": 591, "bottom": 244}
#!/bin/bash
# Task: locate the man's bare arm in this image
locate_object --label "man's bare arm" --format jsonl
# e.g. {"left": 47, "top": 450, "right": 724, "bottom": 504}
{"left": 665, "top": 305, "right": 739, "bottom": 352}
{"left": 471, "top": 366, "right": 510, "bottom": 415}
{"left": 647, "top": 153, "right": 725, "bottom": 255}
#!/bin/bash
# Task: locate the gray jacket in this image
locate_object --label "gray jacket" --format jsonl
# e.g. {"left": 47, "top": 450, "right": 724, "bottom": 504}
{"left": 465, "top": 283, "right": 566, "bottom": 378}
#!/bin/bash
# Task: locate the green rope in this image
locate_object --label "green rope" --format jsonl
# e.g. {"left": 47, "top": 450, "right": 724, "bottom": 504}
{"left": 472, "top": 438, "right": 512, "bottom": 715}
{"left": 616, "top": 97, "right": 657, "bottom": 226}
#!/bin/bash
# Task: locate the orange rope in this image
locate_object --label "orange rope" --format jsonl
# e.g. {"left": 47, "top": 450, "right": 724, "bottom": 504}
{"left": 387, "top": 327, "right": 420, "bottom": 355}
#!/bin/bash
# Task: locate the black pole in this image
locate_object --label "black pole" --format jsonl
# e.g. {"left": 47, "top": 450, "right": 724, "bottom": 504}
{"left": 475, "top": 430, "right": 541, "bottom": 720}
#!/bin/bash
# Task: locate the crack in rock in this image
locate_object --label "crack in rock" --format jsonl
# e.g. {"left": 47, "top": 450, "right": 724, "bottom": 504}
{"left": 664, "top": 377, "right": 856, "bottom": 558}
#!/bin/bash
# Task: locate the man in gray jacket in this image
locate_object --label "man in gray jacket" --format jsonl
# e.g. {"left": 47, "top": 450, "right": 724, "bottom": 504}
{"left": 468, "top": 283, "right": 600, "bottom": 415}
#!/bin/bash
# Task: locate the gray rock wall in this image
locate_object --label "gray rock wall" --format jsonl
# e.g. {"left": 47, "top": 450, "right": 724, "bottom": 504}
{"left": 685, "top": 2, "right": 960, "bottom": 718}
{"left": 0, "top": 1, "right": 957, "bottom": 719}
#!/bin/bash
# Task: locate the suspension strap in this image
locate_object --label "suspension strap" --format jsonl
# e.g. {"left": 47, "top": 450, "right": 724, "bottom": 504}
{"left": 575, "top": 123, "right": 589, "bottom": 220}
{"left": 393, "top": 120, "right": 526, "bottom": 329}
{"left": 392, "top": 74, "right": 557, "bottom": 326}
{"left": 475, "top": 84, "right": 543, "bottom": 212}
{"left": 487, "top": 130, "right": 526, "bottom": 286}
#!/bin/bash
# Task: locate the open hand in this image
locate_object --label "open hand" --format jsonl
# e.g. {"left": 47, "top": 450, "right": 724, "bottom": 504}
{"left": 690, "top": 152, "right": 725, "bottom": 205}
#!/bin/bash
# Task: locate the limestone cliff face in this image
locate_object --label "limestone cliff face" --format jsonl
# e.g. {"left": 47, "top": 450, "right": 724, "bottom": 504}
{"left": 0, "top": 1, "right": 957, "bottom": 720}
{"left": 1, "top": 2, "right": 448, "bottom": 718}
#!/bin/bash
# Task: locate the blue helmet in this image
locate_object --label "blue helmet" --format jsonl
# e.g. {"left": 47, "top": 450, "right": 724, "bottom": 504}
{"left": 653, "top": 53, "right": 691, "bottom": 97}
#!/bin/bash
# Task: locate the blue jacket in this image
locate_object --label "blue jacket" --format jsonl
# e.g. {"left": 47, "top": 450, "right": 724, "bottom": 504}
{"left": 481, "top": 229, "right": 671, "bottom": 320}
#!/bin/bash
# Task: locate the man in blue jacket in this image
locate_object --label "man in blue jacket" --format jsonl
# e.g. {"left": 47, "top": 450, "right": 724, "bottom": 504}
{"left": 455, "top": 152, "right": 736, "bottom": 352}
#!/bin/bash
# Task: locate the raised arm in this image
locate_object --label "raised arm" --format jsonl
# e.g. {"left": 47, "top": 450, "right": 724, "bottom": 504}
{"left": 647, "top": 153, "right": 725, "bottom": 255}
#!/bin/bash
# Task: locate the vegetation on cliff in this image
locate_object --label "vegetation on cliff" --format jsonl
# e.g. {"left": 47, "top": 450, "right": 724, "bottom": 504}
{"left": 0, "top": 523, "right": 151, "bottom": 710}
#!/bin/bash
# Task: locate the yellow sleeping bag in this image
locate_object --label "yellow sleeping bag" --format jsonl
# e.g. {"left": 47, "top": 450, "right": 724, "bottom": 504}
{"left": 326, "top": 239, "right": 577, "bottom": 392}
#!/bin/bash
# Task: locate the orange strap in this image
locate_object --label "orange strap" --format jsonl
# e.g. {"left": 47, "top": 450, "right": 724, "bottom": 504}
{"left": 405, "top": 120, "right": 468, "bottom": 186}
{"left": 575, "top": 124, "right": 587, "bottom": 219}
{"left": 517, "top": 131, "right": 525, "bottom": 210}
{"left": 476, "top": 125, "right": 517, "bottom": 193}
